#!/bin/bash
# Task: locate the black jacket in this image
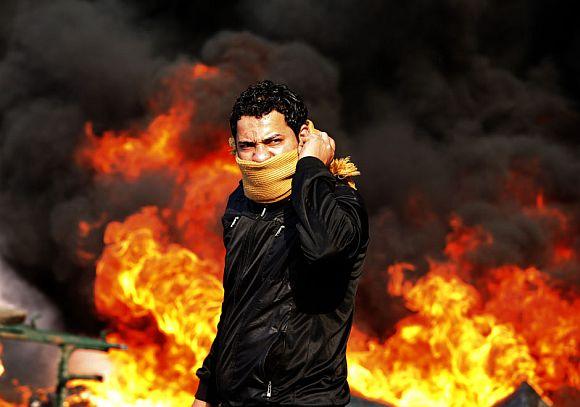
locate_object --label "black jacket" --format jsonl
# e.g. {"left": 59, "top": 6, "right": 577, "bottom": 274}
{"left": 195, "top": 157, "right": 369, "bottom": 406}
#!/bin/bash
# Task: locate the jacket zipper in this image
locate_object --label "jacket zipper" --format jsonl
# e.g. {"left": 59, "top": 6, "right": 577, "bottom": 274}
{"left": 262, "top": 317, "right": 289, "bottom": 400}
{"left": 266, "top": 380, "right": 272, "bottom": 398}
{"left": 232, "top": 219, "right": 257, "bottom": 303}
{"left": 274, "top": 225, "right": 285, "bottom": 237}
{"left": 232, "top": 207, "right": 266, "bottom": 303}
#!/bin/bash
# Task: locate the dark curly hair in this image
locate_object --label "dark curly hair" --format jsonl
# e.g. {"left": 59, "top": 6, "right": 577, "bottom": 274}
{"left": 230, "top": 80, "right": 308, "bottom": 139}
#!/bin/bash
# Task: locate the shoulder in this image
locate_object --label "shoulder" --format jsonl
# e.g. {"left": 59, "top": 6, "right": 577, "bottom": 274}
{"left": 334, "top": 178, "right": 368, "bottom": 225}
{"left": 226, "top": 181, "right": 246, "bottom": 210}
{"left": 335, "top": 177, "right": 364, "bottom": 203}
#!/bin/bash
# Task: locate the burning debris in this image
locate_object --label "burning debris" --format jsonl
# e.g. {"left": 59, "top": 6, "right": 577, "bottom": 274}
{"left": 494, "top": 382, "right": 550, "bottom": 407}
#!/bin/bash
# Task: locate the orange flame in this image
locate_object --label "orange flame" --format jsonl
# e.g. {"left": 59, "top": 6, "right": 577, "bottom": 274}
{"left": 0, "top": 394, "right": 13, "bottom": 407}
{"left": 0, "top": 354, "right": 34, "bottom": 407}
{"left": 80, "top": 109, "right": 186, "bottom": 180}
{"left": 346, "top": 217, "right": 578, "bottom": 406}
{"left": 76, "top": 63, "right": 220, "bottom": 181}
{"left": 347, "top": 271, "right": 537, "bottom": 406}
{"left": 485, "top": 266, "right": 580, "bottom": 393}
{"left": 80, "top": 207, "right": 225, "bottom": 405}
{"left": 76, "top": 155, "right": 239, "bottom": 404}
{"left": 529, "top": 192, "right": 576, "bottom": 265}
{"left": 70, "top": 62, "right": 239, "bottom": 405}
{"left": 0, "top": 343, "right": 4, "bottom": 378}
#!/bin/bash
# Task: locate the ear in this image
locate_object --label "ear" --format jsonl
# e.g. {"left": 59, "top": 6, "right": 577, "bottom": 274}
{"left": 297, "top": 123, "right": 309, "bottom": 148}
{"left": 228, "top": 137, "right": 237, "bottom": 155}
{"left": 298, "top": 122, "right": 309, "bottom": 137}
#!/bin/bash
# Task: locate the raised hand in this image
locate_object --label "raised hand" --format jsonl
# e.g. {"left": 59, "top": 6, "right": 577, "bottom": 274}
{"left": 298, "top": 120, "right": 335, "bottom": 166}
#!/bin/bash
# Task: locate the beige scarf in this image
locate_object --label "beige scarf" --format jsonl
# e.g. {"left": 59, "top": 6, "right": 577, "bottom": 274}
{"left": 233, "top": 120, "right": 361, "bottom": 203}
{"left": 236, "top": 149, "right": 298, "bottom": 203}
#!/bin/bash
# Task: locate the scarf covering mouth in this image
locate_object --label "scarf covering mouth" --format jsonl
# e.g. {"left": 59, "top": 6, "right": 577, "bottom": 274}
{"left": 233, "top": 120, "right": 361, "bottom": 203}
{"left": 236, "top": 149, "right": 299, "bottom": 203}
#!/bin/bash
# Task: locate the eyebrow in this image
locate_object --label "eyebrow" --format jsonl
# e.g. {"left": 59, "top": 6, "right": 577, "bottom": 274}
{"left": 262, "top": 134, "right": 283, "bottom": 143}
{"left": 237, "top": 134, "right": 284, "bottom": 145}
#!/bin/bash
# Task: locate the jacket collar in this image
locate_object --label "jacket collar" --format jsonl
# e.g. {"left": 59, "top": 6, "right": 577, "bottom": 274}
{"left": 231, "top": 181, "right": 292, "bottom": 220}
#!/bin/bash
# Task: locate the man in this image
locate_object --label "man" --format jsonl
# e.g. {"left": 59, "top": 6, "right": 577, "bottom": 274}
{"left": 193, "top": 80, "right": 369, "bottom": 406}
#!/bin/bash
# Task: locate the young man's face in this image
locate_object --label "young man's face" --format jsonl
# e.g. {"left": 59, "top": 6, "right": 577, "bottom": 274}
{"left": 236, "top": 110, "right": 299, "bottom": 162}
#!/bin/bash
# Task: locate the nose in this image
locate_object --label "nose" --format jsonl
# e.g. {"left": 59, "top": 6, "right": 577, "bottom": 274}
{"left": 252, "top": 144, "right": 271, "bottom": 163}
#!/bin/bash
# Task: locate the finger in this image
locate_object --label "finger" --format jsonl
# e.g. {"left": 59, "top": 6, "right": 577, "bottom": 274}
{"left": 301, "top": 134, "right": 315, "bottom": 146}
{"left": 318, "top": 132, "right": 328, "bottom": 145}
{"left": 319, "top": 132, "right": 333, "bottom": 149}
{"left": 300, "top": 131, "right": 311, "bottom": 142}
{"left": 308, "top": 123, "right": 322, "bottom": 137}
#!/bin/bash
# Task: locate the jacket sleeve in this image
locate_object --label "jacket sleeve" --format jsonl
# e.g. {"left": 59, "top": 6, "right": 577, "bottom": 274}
{"left": 291, "top": 156, "right": 368, "bottom": 264}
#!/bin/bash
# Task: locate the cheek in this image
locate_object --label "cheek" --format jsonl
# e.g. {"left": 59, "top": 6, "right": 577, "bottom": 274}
{"left": 237, "top": 150, "right": 253, "bottom": 160}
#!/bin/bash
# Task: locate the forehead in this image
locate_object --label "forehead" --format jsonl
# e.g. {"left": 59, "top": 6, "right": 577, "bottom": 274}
{"left": 236, "top": 110, "right": 293, "bottom": 140}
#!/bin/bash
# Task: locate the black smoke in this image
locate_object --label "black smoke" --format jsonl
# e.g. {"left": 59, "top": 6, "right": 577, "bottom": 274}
{"left": 1, "top": 0, "right": 161, "bottom": 330}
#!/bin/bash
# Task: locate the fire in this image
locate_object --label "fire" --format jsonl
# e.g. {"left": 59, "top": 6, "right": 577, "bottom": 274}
{"left": 346, "top": 217, "right": 579, "bottom": 406}
{"left": 80, "top": 207, "right": 225, "bottom": 405}
{"left": 0, "top": 343, "right": 4, "bottom": 378}
{"left": 2, "top": 346, "right": 32, "bottom": 407}
{"left": 0, "top": 395, "right": 12, "bottom": 407}
{"left": 529, "top": 191, "right": 576, "bottom": 265}
{"left": 346, "top": 264, "right": 535, "bottom": 406}
{"left": 81, "top": 113, "right": 184, "bottom": 180}
{"left": 0, "top": 345, "right": 9, "bottom": 407}
{"left": 76, "top": 62, "right": 220, "bottom": 181}
{"left": 42, "top": 60, "right": 577, "bottom": 406}
{"left": 485, "top": 266, "right": 580, "bottom": 392}
{"left": 69, "top": 62, "right": 239, "bottom": 405}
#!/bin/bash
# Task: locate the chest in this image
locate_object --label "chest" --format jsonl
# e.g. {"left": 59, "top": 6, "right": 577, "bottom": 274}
{"left": 221, "top": 208, "right": 300, "bottom": 291}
